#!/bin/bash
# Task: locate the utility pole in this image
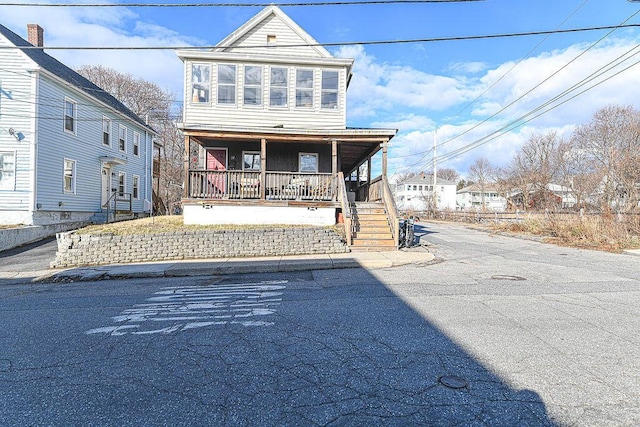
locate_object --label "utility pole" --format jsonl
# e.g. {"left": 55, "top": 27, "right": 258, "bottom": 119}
{"left": 432, "top": 128, "right": 437, "bottom": 212}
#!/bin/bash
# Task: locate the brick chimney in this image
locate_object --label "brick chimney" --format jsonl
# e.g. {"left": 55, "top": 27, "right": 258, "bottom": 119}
{"left": 27, "top": 24, "right": 44, "bottom": 47}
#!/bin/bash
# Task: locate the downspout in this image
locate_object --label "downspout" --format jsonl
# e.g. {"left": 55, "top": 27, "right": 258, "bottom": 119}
{"left": 29, "top": 69, "right": 39, "bottom": 224}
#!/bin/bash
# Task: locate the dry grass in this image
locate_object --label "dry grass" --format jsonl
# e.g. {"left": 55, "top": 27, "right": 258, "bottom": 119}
{"left": 490, "top": 213, "right": 640, "bottom": 252}
{"left": 0, "top": 225, "right": 22, "bottom": 230}
{"left": 76, "top": 215, "right": 340, "bottom": 236}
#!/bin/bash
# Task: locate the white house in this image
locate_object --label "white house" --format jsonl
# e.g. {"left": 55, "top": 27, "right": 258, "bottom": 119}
{"left": 395, "top": 174, "right": 457, "bottom": 211}
{"left": 176, "top": 6, "right": 397, "bottom": 232}
{"left": 457, "top": 184, "right": 507, "bottom": 212}
{"left": 0, "top": 23, "right": 156, "bottom": 227}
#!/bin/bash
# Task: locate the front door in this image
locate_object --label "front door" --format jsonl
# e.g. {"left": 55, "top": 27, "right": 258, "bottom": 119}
{"left": 206, "top": 148, "right": 227, "bottom": 197}
{"left": 101, "top": 166, "right": 111, "bottom": 207}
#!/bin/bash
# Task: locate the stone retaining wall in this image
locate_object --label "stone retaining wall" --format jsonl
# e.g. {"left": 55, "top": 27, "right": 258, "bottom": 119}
{"left": 52, "top": 227, "right": 349, "bottom": 268}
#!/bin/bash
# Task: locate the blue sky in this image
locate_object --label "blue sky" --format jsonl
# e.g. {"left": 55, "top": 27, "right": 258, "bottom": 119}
{"left": 2, "top": 0, "right": 639, "bottom": 178}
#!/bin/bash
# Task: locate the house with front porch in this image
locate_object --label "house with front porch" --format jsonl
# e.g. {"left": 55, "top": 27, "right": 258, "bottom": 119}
{"left": 176, "top": 6, "right": 399, "bottom": 250}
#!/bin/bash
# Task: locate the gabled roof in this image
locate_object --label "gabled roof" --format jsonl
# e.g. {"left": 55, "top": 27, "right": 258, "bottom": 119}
{"left": 214, "top": 5, "right": 332, "bottom": 58}
{"left": 0, "top": 23, "right": 154, "bottom": 133}
{"left": 457, "top": 184, "right": 500, "bottom": 194}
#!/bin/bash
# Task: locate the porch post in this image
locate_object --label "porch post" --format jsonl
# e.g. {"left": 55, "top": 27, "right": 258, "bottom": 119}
{"left": 183, "top": 135, "right": 190, "bottom": 199}
{"left": 260, "top": 138, "right": 266, "bottom": 199}
{"left": 331, "top": 140, "right": 338, "bottom": 174}
{"left": 367, "top": 156, "right": 372, "bottom": 185}
{"left": 381, "top": 138, "right": 389, "bottom": 178}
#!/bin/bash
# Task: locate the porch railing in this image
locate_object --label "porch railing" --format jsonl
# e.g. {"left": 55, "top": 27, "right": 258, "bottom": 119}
{"left": 337, "top": 171, "right": 352, "bottom": 245}
{"left": 188, "top": 170, "right": 336, "bottom": 201}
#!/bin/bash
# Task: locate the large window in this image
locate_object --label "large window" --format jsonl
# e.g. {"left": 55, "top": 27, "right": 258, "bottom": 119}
{"left": 270, "top": 67, "right": 288, "bottom": 107}
{"left": 0, "top": 152, "right": 15, "bottom": 190}
{"left": 132, "top": 175, "right": 140, "bottom": 199}
{"left": 102, "top": 117, "right": 111, "bottom": 146}
{"left": 63, "top": 159, "right": 75, "bottom": 193}
{"left": 64, "top": 98, "right": 77, "bottom": 133}
{"left": 133, "top": 132, "right": 140, "bottom": 156}
{"left": 321, "top": 70, "right": 339, "bottom": 109}
{"left": 218, "top": 64, "right": 236, "bottom": 104}
{"left": 243, "top": 151, "right": 260, "bottom": 171}
{"left": 191, "top": 63, "right": 210, "bottom": 103}
{"left": 296, "top": 69, "right": 314, "bottom": 108}
{"left": 119, "top": 125, "right": 126, "bottom": 152}
{"left": 244, "top": 65, "right": 262, "bottom": 106}
{"left": 299, "top": 153, "right": 318, "bottom": 173}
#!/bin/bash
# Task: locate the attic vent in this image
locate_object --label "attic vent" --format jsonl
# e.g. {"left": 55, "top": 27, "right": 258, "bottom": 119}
{"left": 267, "top": 34, "right": 277, "bottom": 46}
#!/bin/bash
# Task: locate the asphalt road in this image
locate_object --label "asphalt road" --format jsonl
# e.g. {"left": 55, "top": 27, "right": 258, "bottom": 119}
{"left": 1, "top": 222, "right": 639, "bottom": 426}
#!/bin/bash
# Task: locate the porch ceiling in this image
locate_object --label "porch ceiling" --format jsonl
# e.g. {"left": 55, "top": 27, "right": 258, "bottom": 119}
{"left": 183, "top": 127, "right": 396, "bottom": 174}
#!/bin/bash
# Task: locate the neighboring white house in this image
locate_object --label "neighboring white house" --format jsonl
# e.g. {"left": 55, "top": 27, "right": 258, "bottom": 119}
{"left": 395, "top": 174, "right": 457, "bottom": 211}
{"left": 176, "top": 6, "right": 396, "bottom": 227}
{"left": 0, "top": 23, "right": 156, "bottom": 226}
{"left": 457, "top": 184, "right": 507, "bottom": 212}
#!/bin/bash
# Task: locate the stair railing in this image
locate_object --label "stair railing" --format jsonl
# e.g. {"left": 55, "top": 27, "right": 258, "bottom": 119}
{"left": 337, "top": 172, "right": 353, "bottom": 246}
{"left": 381, "top": 175, "right": 400, "bottom": 248}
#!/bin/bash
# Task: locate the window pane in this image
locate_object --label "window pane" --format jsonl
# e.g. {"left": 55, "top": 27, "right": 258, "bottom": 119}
{"left": 245, "top": 66, "right": 262, "bottom": 85}
{"left": 296, "top": 90, "right": 313, "bottom": 108}
{"left": 270, "top": 67, "right": 288, "bottom": 85}
{"left": 192, "top": 64, "right": 210, "bottom": 103}
{"left": 243, "top": 153, "right": 260, "bottom": 171}
{"left": 192, "top": 64, "right": 210, "bottom": 83}
{"left": 218, "top": 64, "right": 236, "bottom": 84}
{"left": 321, "top": 92, "right": 337, "bottom": 109}
{"left": 64, "top": 160, "right": 74, "bottom": 192}
{"left": 270, "top": 88, "right": 287, "bottom": 107}
{"left": 296, "top": 70, "right": 313, "bottom": 88}
{"left": 0, "top": 152, "right": 15, "bottom": 190}
{"left": 322, "top": 71, "right": 338, "bottom": 90}
{"left": 218, "top": 85, "right": 236, "bottom": 104}
{"left": 299, "top": 153, "right": 318, "bottom": 173}
{"left": 244, "top": 87, "right": 261, "bottom": 106}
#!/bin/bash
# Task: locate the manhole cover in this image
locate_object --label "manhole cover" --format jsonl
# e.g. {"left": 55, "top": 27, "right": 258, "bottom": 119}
{"left": 491, "top": 275, "right": 526, "bottom": 281}
{"left": 439, "top": 375, "right": 468, "bottom": 389}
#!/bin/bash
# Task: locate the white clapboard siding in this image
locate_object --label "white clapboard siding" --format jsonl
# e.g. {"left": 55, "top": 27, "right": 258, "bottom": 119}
{"left": 223, "top": 14, "right": 326, "bottom": 59}
{"left": 0, "top": 35, "right": 36, "bottom": 212}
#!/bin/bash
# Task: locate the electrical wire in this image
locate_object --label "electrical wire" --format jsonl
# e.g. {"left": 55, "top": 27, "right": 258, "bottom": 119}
{"left": 3, "top": 0, "right": 486, "bottom": 7}
{"left": 1, "top": 24, "right": 638, "bottom": 50}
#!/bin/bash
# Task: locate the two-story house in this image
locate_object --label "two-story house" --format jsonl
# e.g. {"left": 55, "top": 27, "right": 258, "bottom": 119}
{"left": 395, "top": 174, "right": 457, "bottom": 212}
{"left": 177, "top": 6, "right": 399, "bottom": 249}
{"left": 457, "top": 184, "right": 507, "bottom": 212}
{"left": 0, "top": 23, "right": 156, "bottom": 229}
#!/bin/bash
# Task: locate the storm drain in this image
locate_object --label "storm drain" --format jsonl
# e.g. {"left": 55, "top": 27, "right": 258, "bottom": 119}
{"left": 439, "top": 375, "right": 468, "bottom": 390}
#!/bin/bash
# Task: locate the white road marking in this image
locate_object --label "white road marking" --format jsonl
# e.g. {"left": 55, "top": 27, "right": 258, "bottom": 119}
{"left": 86, "top": 280, "right": 287, "bottom": 336}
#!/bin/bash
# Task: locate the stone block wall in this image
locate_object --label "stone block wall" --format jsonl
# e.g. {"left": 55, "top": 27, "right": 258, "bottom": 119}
{"left": 52, "top": 227, "right": 349, "bottom": 268}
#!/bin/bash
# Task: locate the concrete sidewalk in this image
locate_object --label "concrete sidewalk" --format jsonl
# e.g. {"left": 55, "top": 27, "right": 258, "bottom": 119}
{"left": 0, "top": 246, "right": 435, "bottom": 283}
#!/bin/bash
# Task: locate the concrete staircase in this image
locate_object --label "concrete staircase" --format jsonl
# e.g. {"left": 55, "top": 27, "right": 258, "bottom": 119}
{"left": 350, "top": 202, "right": 397, "bottom": 251}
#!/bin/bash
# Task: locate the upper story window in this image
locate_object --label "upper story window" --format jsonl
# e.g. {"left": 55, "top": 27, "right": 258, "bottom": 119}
{"left": 0, "top": 151, "right": 15, "bottom": 191}
{"left": 270, "top": 67, "right": 288, "bottom": 107}
{"left": 243, "top": 65, "right": 262, "bottom": 106}
{"left": 102, "top": 117, "right": 111, "bottom": 146}
{"left": 191, "top": 63, "right": 210, "bottom": 103}
{"left": 64, "top": 98, "right": 77, "bottom": 133}
{"left": 296, "top": 69, "right": 314, "bottom": 108}
{"left": 133, "top": 132, "right": 140, "bottom": 156}
{"left": 119, "top": 125, "right": 126, "bottom": 152}
{"left": 63, "top": 159, "right": 76, "bottom": 193}
{"left": 321, "top": 70, "right": 339, "bottom": 109}
{"left": 217, "top": 64, "right": 236, "bottom": 105}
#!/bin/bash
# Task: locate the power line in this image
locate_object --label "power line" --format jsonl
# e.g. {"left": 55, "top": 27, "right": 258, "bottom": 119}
{"left": 1, "top": 24, "right": 638, "bottom": 50}
{"left": 3, "top": 0, "right": 485, "bottom": 6}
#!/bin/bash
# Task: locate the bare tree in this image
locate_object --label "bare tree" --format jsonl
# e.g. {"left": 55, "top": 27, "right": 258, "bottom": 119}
{"left": 571, "top": 105, "right": 640, "bottom": 212}
{"left": 76, "top": 65, "right": 184, "bottom": 214}
{"left": 467, "top": 157, "right": 494, "bottom": 211}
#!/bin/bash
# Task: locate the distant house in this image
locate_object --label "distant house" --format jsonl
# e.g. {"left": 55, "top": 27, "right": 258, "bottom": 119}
{"left": 395, "top": 174, "right": 457, "bottom": 211}
{"left": 508, "top": 184, "right": 576, "bottom": 210}
{"left": 176, "top": 6, "right": 400, "bottom": 249}
{"left": 0, "top": 23, "right": 157, "bottom": 227}
{"left": 456, "top": 184, "right": 507, "bottom": 212}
